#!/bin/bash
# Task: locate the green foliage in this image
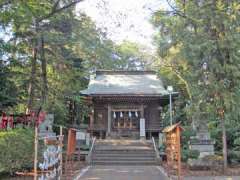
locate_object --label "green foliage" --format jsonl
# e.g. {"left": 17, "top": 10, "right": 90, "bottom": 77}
{"left": 0, "top": 61, "right": 18, "bottom": 109}
{"left": 228, "top": 150, "right": 240, "bottom": 164}
{"left": 0, "top": 1, "right": 151, "bottom": 122}
{"left": 0, "top": 128, "right": 34, "bottom": 175}
{"left": 234, "top": 138, "right": 240, "bottom": 147}
{"left": 181, "top": 126, "right": 198, "bottom": 162}
{"left": 181, "top": 126, "right": 196, "bottom": 148}
{"left": 182, "top": 149, "right": 200, "bottom": 162}
{"left": 152, "top": 0, "right": 240, "bottom": 162}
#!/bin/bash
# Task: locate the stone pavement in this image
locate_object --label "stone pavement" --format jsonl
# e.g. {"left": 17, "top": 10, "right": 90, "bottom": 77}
{"left": 75, "top": 165, "right": 169, "bottom": 180}
{"left": 182, "top": 176, "right": 240, "bottom": 180}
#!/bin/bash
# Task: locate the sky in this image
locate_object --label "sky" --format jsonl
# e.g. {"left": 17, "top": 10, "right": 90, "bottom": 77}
{"left": 76, "top": 0, "right": 169, "bottom": 49}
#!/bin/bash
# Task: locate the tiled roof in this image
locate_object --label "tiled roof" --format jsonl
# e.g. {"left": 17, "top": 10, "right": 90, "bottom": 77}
{"left": 80, "top": 70, "right": 169, "bottom": 96}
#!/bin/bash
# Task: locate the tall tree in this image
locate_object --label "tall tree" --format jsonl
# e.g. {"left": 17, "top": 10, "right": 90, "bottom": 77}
{"left": 152, "top": 0, "right": 240, "bottom": 171}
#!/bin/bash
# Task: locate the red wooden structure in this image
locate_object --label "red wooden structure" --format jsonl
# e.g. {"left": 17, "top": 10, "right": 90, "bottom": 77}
{"left": 67, "top": 128, "right": 77, "bottom": 156}
{"left": 0, "top": 111, "right": 46, "bottom": 129}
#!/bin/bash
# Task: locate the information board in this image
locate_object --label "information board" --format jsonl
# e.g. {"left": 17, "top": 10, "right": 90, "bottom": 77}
{"left": 76, "top": 131, "right": 85, "bottom": 140}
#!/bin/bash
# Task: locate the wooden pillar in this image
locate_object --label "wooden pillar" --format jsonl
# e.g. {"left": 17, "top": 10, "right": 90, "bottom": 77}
{"left": 107, "top": 104, "right": 111, "bottom": 136}
{"left": 118, "top": 119, "right": 120, "bottom": 129}
{"left": 177, "top": 126, "right": 182, "bottom": 180}
{"left": 89, "top": 108, "right": 94, "bottom": 136}
{"left": 140, "top": 104, "right": 146, "bottom": 139}
{"left": 140, "top": 104, "right": 144, "bottom": 118}
{"left": 130, "top": 118, "right": 132, "bottom": 129}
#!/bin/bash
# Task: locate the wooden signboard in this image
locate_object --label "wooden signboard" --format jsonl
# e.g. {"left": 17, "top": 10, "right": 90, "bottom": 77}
{"left": 163, "top": 122, "right": 183, "bottom": 180}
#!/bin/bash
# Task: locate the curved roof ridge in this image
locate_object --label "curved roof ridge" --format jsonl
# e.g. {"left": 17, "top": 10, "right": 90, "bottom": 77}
{"left": 96, "top": 70, "right": 156, "bottom": 75}
{"left": 81, "top": 70, "right": 169, "bottom": 96}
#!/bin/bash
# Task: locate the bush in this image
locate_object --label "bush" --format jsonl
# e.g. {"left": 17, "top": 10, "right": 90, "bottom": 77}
{"left": 182, "top": 149, "right": 200, "bottom": 162}
{"left": 181, "top": 126, "right": 196, "bottom": 149}
{"left": 0, "top": 128, "right": 34, "bottom": 175}
{"left": 189, "top": 149, "right": 200, "bottom": 159}
{"left": 228, "top": 150, "right": 240, "bottom": 164}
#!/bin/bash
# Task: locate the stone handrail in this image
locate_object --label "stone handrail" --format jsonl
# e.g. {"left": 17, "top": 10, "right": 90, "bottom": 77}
{"left": 86, "top": 137, "right": 96, "bottom": 164}
{"left": 152, "top": 136, "right": 160, "bottom": 160}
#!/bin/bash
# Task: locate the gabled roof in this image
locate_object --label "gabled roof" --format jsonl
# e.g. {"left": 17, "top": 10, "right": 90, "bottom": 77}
{"left": 162, "top": 122, "right": 184, "bottom": 133}
{"left": 80, "top": 70, "right": 170, "bottom": 96}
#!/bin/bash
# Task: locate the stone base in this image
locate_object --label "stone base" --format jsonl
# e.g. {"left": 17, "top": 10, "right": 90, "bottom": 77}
{"left": 189, "top": 144, "right": 215, "bottom": 158}
{"left": 188, "top": 156, "right": 223, "bottom": 170}
{"left": 109, "top": 131, "right": 140, "bottom": 139}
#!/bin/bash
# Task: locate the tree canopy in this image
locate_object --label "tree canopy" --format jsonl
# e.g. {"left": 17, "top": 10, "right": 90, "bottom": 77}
{"left": 0, "top": 0, "right": 153, "bottom": 124}
{"left": 1, "top": 0, "right": 240, "bottom": 171}
{"left": 152, "top": 0, "right": 240, "bottom": 169}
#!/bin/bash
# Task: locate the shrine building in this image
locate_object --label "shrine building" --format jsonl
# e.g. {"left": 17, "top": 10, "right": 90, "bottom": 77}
{"left": 81, "top": 70, "right": 176, "bottom": 139}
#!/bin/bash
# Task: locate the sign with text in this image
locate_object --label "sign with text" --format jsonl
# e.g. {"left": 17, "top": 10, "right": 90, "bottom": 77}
{"left": 76, "top": 131, "right": 85, "bottom": 140}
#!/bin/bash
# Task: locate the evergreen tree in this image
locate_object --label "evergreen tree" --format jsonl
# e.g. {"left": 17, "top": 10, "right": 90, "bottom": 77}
{"left": 152, "top": 0, "right": 240, "bottom": 171}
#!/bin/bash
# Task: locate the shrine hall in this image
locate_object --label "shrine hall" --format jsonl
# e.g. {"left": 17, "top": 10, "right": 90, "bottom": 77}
{"left": 81, "top": 70, "right": 176, "bottom": 139}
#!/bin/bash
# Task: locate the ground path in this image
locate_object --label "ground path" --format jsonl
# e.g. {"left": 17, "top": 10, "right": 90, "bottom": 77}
{"left": 75, "top": 165, "right": 169, "bottom": 180}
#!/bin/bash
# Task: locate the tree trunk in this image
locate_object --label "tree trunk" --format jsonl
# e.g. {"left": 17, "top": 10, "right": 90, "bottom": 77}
{"left": 27, "top": 21, "right": 39, "bottom": 113}
{"left": 27, "top": 45, "right": 37, "bottom": 113}
{"left": 40, "top": 34, "right": 48, "bottom": 105}
{"left": 221, "top": 114, "right": 228, "bottom": 172}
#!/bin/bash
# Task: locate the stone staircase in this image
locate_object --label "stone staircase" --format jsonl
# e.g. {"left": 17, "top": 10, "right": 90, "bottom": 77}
{"left": 90, "top": 139, "right": 158, "bottom": 165}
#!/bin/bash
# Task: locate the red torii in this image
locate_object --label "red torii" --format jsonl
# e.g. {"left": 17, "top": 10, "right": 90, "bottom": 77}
{"left": 0, "top": 111, "right": 46, "bottom": 129}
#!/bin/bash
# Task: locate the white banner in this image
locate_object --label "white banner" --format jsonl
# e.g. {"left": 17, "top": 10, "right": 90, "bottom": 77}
{"left": 140, "top": 118, "right": 145, "bottom": 137}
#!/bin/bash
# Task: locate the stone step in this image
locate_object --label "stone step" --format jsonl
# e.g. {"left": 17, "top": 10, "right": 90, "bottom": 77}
{"left": 93, "top": 149, "right": 154, "bottom": 153}
{"left": 92, "top": 153, "right": 155, "bottom": 157}
{"left": 93, "top": 151, "right": 155, "bottom": 155}
{"left": 94, "top": 145, "right": 153, "bottom": 149}
{"left": 91, "top": 139, "right": 157, "bottom": 166}
{"left": 96, "top": 143, "right": 152, "bottom": 146}
{"left": 94, "top": 148, "right": 154, "bottom": 151}
{"left": 96, "top": 139, "right": 151, "bottom": 144}
{"left": 92, "top": 157, "right": 156, "bottom": 161}
{"left": 92, "top": 160, "right": 157, "bottom": 165}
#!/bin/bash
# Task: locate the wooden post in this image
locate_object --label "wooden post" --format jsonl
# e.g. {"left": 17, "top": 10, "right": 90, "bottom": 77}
{"left": 107, "top": 104, "right": 112, "bottom": 136}
{"left": 130, "top": 118, "right": 132, "bottom": 129}
{"left": 176, "top": 126, "right": 181, "bottom": 180}
{"left": 89, "top": 110, "right": 94, "bottom": 136}
{"left": 89, "top": 113, "right": 93, "bottom": 129}
{"left": 140, "top": 105, "right": 144, "bottom": 118}
{"left": 34, "top": 126, "right": 38, "bottom": 180}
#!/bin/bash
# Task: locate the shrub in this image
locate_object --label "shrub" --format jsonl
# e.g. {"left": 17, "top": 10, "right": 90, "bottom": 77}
{"left": 182, "top": 149, "right": 200, "bottom": 162}
{"left": 0, "top": 128, "right": 34, "bottom": 175}
{"left": 228, "top": 150, "right": 240, "bottom": 164}
{"left": 188, "top": 149, "right": 200, "bottom": 159}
